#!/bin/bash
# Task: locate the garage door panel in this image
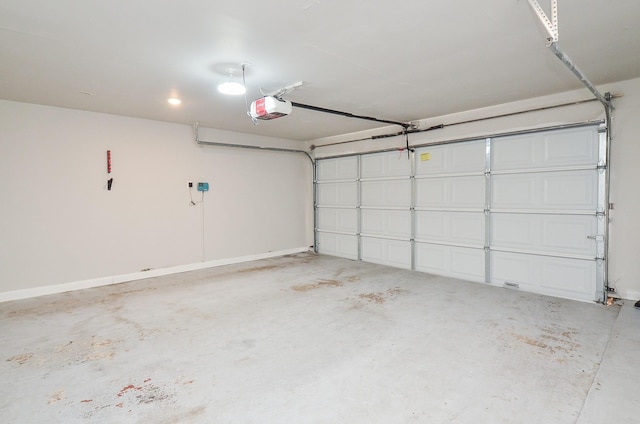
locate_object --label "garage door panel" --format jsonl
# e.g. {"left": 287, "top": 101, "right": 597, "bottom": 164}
{"left": 361, "top": 237, "right": 411, "bottom": 269}
{"left": 415, "top": 211, "right": 484, "bottom": 245}
{"left": 491, "top": 214, "right": 536, "bottom": 247}
{"left": 316, "top": 208, "right": 358, "bottom": 234}
{"left": 543, "top": 129, "right": 598, "bottom": 166}
{"left": 316, "top": 157, "right": 358, "bottom": 181}
{"left": 542, "top": 171, "right": 597, "bottom": 210}
{"left": 491, "top": 175, "right": 535, "bottom": 207}
{"left": 542, "top": 216, "right": 596, "bottom": 255}
{"left": 415, "top": 243, "right": 446, "bottom": 269}
{"left": 415, "top": 211, "right": 447, "bottom": 239}
{"left": 317, "top": 233, "right": 358, "bottom": 260}
{"left": 491, "top": 251, "right": 537, "bottom": 284}
{"left": 415, "top": 243, "right": 484, "bottom": 282}
{"left": 316, "top": 182, "right": 357, "bottom": 207}
{"left": 452, "top": 178, "right": 485, "bottom": 206}
{"left": 451, "top": 248, "right": 486, "bottom": 281}
{"left": 415, "top": 140, "right": 485, "bottom": 175}
{"left": 361, "top": 180, "right": 411, "bottom": 208}
{"left": 451, "top": 213, "right": 485, "bottom": 244}
{"left": 492, "top": 136, "right": 536, "bottom": 171}
{"left": 491, "top": 251, "right": 596, "bottom": 302}
{"left": 361, "top": 210, "right": 411, "bottom": 239}
{"left": 361, "top": 151, "right": 411, "bottom": 178}
{"left": 491, "top": 214, "right": 596, "bottom": 256}
{"left": 492, "top": 171, "right": 597, "bottom": 211}
{"left": 540, "top": 260, "right": 597, "bottom": 300}
{"left": 415, "top": 176, "right": 484, "bottom": 209}
{"left": 492, "top": 127, "right": 598, "bottom": 170}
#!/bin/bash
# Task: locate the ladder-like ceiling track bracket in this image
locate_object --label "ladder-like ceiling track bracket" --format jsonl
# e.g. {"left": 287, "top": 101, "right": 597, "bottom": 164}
{"left": 527, "top": 0, "right": 558, "bottom": 44}
{"left": 527, "top": 0, "right": 613, "bottom": 110}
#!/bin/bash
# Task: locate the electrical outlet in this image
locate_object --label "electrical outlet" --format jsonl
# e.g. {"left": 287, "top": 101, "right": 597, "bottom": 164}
{"left": 188, "top": 181, "right": 193, "bottom": 188}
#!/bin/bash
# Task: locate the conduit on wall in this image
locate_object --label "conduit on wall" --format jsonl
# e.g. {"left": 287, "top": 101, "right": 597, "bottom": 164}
{"left": 193, "top": 122, "right": 314, "bottom": 164}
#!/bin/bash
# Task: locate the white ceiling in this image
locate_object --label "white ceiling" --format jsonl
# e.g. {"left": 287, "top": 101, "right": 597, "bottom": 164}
{"left": 1, "top": 0, "right": 639, "bottom": 141}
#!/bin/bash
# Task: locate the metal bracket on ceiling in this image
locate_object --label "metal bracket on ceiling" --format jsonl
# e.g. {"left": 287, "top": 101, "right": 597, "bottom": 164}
{"left": 527, "top": 0, "right": 558, "bottom": 45}
{"left": 526, "top": 0, "right": 613, "bottom": 110}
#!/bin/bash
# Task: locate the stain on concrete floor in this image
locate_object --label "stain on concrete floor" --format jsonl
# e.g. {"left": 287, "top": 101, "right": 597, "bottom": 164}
{"left": 290, "top": 278, "right": 344, "bottom": 292}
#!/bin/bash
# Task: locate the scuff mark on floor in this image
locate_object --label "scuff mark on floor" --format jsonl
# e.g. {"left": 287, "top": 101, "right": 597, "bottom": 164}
{"left": 117, "top": 384, "right": 141, "bottom": 398}
{"left": 48, "top": 389, "right": 66, "bottom": 404}
{"left": 348, "top": 287, "right": 408, "bottom": 308}
{"left": 113, "top": 378, "right": 177, "bottom": 409}
{"left": 54, "top": 336, "right": 120, "bottom": 363}
{"left": 359, "top": 292, "right": 386, "bottom": 304}
{"left": 6, "top": 352, "right": 33, "bottom": 365}
{"left": 237, "top": 265, "right": 280, "bottom": 274}
{"left": 291, "top": 279, "right": 343, "bottom": 292}
{"left": 511, "top": 323, "right": 582, "bottom": 355}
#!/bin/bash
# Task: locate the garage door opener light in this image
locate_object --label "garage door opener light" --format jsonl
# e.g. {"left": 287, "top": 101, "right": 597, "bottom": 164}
{"left": 218, "top": 68, "right": 246, "bottom": 96}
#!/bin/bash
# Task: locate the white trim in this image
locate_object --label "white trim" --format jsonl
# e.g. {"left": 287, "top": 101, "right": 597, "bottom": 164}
{"left": 0, "top": 247, "right": 310, "bottom": 303}
{"left": 622, "top": 289, "right": 640, "bottom": 302}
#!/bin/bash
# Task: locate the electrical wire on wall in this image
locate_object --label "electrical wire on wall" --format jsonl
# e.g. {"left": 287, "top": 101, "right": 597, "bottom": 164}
{"left": 201, "top": 198, "right": 205, "bottom": 262}
{"left": 404, "top": 130, "right": 413, "bottom": 160}
{"left": 188, "top": 183, "right": 207, "bottom": 262}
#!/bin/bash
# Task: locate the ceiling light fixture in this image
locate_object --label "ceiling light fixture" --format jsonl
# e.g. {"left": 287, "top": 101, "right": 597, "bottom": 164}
{"left": 167, "top": 97, "right": 182, "bottom": 105}
{"left": 218, "top": 67, "right": 246, "bottom": 96}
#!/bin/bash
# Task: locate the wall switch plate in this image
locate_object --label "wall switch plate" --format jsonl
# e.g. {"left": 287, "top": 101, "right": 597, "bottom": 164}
{"left": 197, "top": 182, "right": 209, "bottom": 192}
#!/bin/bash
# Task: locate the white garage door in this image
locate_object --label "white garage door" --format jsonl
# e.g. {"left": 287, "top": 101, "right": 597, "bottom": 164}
{"left": 360, "top": 152, "right": 412, "bottom": 269}
{"left": 414, "top": 140, "right": 487, "bottom": 282}
{"left": 315, "top": 156, "right": 359, "bottom": 260}
{"left": 489, "top": 127, "right": 605, "bottom": 301}
{"left": 315, "top": 124, "right": 606, "bottom": 302}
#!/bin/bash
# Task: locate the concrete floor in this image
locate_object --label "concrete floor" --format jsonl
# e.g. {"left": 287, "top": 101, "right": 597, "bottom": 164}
{"left": 1, "top": 253, "right": 638, "bottom": 423}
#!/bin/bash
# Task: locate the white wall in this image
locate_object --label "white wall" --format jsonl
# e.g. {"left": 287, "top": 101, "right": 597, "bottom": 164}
{"left": 607, "top": 78, "right": 640, "bottom": 301}
{"left": 309, "top": 77, "right": 640, "bottom": 301}
{"left": 0, "top": 100, "right": 313, "bottom": 296}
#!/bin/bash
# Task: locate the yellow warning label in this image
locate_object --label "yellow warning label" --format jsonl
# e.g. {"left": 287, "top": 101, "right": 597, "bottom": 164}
{"left": 420, "top": 152, "right": 431, "bottom": 161}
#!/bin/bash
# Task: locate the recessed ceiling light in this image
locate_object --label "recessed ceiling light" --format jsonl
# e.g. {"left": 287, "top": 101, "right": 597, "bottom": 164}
{"left": 80, "top": 91, "right": 94, "bottom": 96}
{"left": 167, "top": 97, "right": 182, "bottom": 105}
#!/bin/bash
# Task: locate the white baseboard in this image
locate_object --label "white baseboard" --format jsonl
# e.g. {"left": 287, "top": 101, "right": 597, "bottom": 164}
{"left": 622, "top": 289, "right": 640, "bottom": 301}
{"left": 0, "top": 247, "right": 310, "bottom": 303}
